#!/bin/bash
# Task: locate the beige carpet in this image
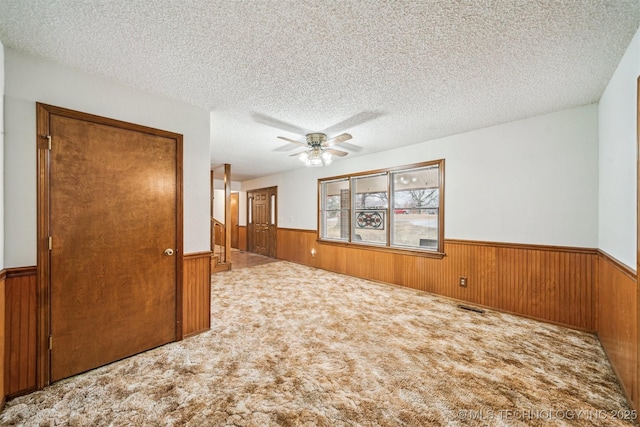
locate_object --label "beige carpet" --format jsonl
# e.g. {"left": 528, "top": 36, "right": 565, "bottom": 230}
{"left": 1, "top": 261, "right": 635, "bottom": 426}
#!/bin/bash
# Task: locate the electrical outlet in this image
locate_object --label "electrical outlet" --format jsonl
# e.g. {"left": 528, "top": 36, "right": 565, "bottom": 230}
{"left": 459, "top": 277, "right": 467, "bottom": 287}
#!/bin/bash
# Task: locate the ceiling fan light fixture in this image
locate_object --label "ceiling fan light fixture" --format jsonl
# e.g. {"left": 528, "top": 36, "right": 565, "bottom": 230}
{"left": 321, "top": 150, "right": 333, "bottom": 165}
{"left": 299, "top": 147, "right": 331, "bottom": 167}
{"left": 285, "top": 132, "right": 350, "bottom": 167}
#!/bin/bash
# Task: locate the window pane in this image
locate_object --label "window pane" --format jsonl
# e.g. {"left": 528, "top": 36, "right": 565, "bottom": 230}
{"left": 270, "top": 194, "right": 276, "bottom": 225}
{"left": 352, "top": 173, "right": 388, "bottom": 245}
{"left": 391, "top": 165, "right": 440, "bottom": 250}
{"left": 321, "top": 179, "right": 349, "bottom": 240}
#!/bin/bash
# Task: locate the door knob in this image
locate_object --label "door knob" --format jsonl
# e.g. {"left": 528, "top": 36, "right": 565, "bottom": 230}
{"left": 164, "top": 248, "right": 174, "bottom": 256}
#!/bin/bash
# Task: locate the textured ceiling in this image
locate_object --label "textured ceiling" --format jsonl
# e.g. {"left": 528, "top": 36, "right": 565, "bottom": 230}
{"left": 1, "top": 1, "right": 639, "bottom": 181}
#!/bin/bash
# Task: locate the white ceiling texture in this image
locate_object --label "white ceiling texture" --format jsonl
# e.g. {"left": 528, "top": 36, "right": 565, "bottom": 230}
{"left": 0, "top": 1, "right": 639, "bottom": 181}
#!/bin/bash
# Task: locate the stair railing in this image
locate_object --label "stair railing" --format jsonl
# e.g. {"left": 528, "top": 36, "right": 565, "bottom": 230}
{"left": 211, "top": 217, "right": 227, "bottom": 263}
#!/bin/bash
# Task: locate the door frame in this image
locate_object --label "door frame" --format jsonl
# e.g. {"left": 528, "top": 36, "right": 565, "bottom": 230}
{"left": 246, "top": 186, "right": 277, "bottom": 258}
{"left": 36, "top": 103, "right": 184, "bottom": 389}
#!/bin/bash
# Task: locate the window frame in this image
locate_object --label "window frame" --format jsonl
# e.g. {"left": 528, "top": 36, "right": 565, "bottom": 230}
{"left": 317, "top": 159, "right": 445, "bottom": 258}
{"left": 319, "top": 177, "right": 350, "bottom": 242}
{"left": 351, "top": 171, "right": 389, "bottom": 246}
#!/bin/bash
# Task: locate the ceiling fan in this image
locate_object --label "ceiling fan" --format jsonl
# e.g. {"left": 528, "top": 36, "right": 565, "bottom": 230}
{"left": 277, "top": 132, "right": 353, "bottom": 167}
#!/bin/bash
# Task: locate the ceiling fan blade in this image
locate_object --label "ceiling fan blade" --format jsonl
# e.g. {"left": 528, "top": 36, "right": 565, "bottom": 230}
{"left": 336, "top": 142, "right": 362, "bottom": 152}
{"left": 322, "top": 111, "right": 385, "bottom": 135}
{"left": 273, "top": 144, "right": 298, "bottom": 152}
{"left": 277, "top": 136, "right": 308, "bottom": 147}
{"left": 289, "top": 151, "right": 305, "bottom": 157}
{"left": 326, "top": 148, "right": 349, "bottom": 157}
{"left": 252, "top": 112, "right": 307, "bottom": 135}
{"left": 324, "top": 133, "right": 352, "bottom": 147}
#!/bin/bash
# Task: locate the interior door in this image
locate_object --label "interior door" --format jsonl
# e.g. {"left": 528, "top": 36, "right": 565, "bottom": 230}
{"left": 247, "top": 187, "right": 277, "bottom": 257}
{"left": 40, "top": 104, "right": 182, "bottom": 382}
{"left": 253, "top": 190, "right": 270, "bottom": 256}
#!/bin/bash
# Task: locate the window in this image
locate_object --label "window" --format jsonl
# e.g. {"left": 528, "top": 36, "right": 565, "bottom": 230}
{"left": 319, "top": 160, "right": 444, "bottom": 254}
{"left": 320, "top": 178, "right": 349, "bottom": 241}
{"left": 353, "top": 173, "right": 388, "bottom": 245}
{"left": 391, "top": 165, "right": 440, "bottom": 250}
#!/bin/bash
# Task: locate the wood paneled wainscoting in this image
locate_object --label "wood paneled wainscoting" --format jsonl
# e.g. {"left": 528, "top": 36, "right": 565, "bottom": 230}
{"left": 238, "top": 226, "right": 247, "bottom": 252}
{"left": 3, "top": 254, "right": 211, "bottom": 401}
{"left": 3, "top": 267, "right": 37, "bottom": 399}
{"left": 597, "top": 251, "right": 638, "bottom": 410}
{"left": 278, "top": 228, "right": 597, "bottom": 330}
{"left": 182, "top": 252, "right": 212, "bottom": 337}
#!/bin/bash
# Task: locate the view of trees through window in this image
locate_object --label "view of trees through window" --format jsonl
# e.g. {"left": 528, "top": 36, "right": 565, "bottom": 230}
{"left": 391, "top": 166, "right": 440, "bottom": 249}
{"left": 319, "top": 160, "right": 443, "bottom": 252}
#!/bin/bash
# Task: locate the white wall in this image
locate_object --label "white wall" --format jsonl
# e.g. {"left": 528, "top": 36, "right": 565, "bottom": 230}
{"left": 598, "top": 27, "right": 640, "bottom": 269}
{"left": 212, "top": 178, "right": 242, "bottom": 191}
{"left": 243, "top": 104, "right": 599, "bottom": 248}
{"left": 4, "top": 49, "right": 211, "bottom": 267}
{"left": 238, "top": 191, "right": 247, "bottom": 226}
{"left": 213, "top": 189, "right": 225, "bottom": 223}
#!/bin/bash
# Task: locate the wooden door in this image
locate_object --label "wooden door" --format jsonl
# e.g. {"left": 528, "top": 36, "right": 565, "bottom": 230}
{"left": 247, "top": 187, "right": 277, "bottom": 257}
{"left": 231, "top": 193, "right": 239, "bottom": 249}
{"left": 253, "top": 191, "right": 270, "bottom": 256}
{"left": 37, "top": 104, "right": 182, "bottom": 383}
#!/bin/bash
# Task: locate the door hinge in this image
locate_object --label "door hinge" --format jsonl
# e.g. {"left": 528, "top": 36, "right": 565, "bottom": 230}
{"left": 49, "top": 335, "right": 53, "bottom": 350}
{"left": 42, "top": 135, "right": 51, "bottom": 150}
{"left": 48, "top": 236, "right": 52, "bottom": 251}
